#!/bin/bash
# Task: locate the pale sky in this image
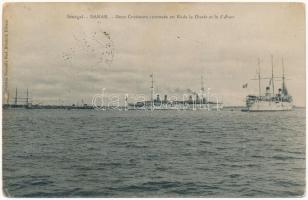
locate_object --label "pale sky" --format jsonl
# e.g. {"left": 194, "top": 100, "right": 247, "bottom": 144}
{"left": 4, "top": 3, "right": 306, "bottom": 106}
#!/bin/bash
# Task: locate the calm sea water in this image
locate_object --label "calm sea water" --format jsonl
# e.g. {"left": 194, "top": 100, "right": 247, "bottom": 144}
{"left": 2, "top": 109, "right": 306, "bottom": 197}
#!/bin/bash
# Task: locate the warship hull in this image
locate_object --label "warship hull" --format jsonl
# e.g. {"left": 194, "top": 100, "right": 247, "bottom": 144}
{"left": 128, "top": 102, "right": 223, "bottom": 111}
{"left": 243, "top": 100, "right": 293, "bottom": 112}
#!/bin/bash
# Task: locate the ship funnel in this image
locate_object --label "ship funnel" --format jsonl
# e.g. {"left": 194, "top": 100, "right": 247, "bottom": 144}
{"left": 266, "top": 86, "right": 271, "bottom": 96}
{"left": 156, "top": 94, "right": 160, "bottom": 102}
{"left": 164, "top": 95, "right": 167, "bottom": 102}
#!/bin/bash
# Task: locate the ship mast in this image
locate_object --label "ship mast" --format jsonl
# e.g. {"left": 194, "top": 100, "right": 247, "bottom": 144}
{"left": 14, "top": 88, "right": 18, "bottom": 105}
{"left": 282, "top": 57, "right": 285, "bottom": 93}
{"left": 271, "top": 55, "right": 275, "bottom": 96}
{"left": 26, "top": 88, "right": 29, "bottom": 106}
{"left": 201, "top": 75, "right": 205, "bottom": 104}
{"left": 258, "top": 58, "right": 261, "bottom": 97}
{"left": 150, "top": 73, "right": 154, "bottom": 110}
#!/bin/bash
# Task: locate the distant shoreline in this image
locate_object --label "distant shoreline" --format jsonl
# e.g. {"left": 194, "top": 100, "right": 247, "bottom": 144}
{"left": 2, "top": 104, "right": 305, "bottom": 111}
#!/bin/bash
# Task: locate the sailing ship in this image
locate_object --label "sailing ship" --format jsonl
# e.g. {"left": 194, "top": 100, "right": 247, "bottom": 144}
{"left": 242, "top": 56, "right": 293, "bottom": 112}
{"left": 127, "top": 74, "right": 223, "bottom": 111}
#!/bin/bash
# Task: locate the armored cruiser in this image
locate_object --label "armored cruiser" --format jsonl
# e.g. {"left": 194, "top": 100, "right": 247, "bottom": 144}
{"left": 127, "top": 74, "right": 223, "bottom": 111}
{"left": 243, "top": 57, "right": 293, "bottom": 112}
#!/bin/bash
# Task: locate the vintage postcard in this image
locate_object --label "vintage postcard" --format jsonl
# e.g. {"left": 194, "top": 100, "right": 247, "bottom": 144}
{"left": 2, "top": 2, "right": 306, "bottom": 197}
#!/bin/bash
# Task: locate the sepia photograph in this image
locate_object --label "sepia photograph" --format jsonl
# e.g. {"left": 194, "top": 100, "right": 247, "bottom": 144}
{"left": 2, "top": 2, "right": 306, "bottom": 197}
